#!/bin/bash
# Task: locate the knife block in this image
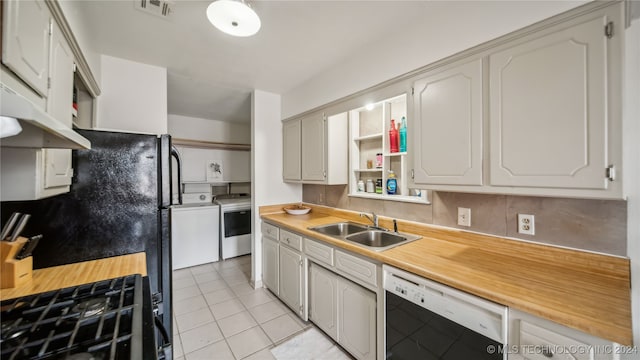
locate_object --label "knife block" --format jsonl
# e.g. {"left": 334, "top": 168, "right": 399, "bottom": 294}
{"left": 0, "top": 237, "right": 33, "bottom": 289}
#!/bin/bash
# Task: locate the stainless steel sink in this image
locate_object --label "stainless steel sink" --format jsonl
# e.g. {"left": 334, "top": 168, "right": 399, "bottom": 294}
{"left": 345, "top": 230, "right": 421, "bottom": 250}
{"left": 308, "top": 222, "right": 370, "bottom": 237}
{"left": 308, "top": 222, "right": 421, "bottom": 251}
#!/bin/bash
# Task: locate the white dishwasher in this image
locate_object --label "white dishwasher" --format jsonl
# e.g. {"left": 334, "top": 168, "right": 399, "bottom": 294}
{"left": 171, "top": 193, "right": 220, "bottom": 270}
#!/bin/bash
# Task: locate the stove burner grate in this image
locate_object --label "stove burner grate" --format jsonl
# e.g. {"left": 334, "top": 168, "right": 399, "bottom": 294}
{"left": 0, "top": 275, "right": 142, "bottom": 360}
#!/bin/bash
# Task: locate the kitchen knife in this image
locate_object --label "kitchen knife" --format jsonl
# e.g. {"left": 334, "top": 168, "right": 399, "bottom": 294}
{"left": 15, "top": 235, "right": 42, "bottom": 260}
{"left": 8, "top": 214, "right": 31, "bottom": 242}
{"left": 0, "top": 212, "right": 21, "bottom": 241}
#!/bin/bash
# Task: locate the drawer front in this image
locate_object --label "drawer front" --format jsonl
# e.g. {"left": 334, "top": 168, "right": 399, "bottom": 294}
{"left": 262, "top": 222, "right": 279, "bottom": 240}
{"left": 280, "top": 229, "right": 302, "bottom": 251}
{"left": 518, "top": 321, "right": 592, "bottom": 360}
{"left": 335, "top": 250, "right": 377, "bottom": 287}
{"left": 305, "top": 238, "right": 334, "bottom": 266}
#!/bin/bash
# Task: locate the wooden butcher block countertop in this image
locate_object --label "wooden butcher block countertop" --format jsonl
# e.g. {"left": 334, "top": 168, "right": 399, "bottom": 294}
{"left": 0, "top": 253, "right": 147, "bottom": 301}
{"left": 260, "top": 204, "right": 632, "bottom": 345}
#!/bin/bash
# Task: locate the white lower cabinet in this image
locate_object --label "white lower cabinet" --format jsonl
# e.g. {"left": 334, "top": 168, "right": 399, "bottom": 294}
{"left": 279, "top": 244, "right": 304, "bottom": 317}
{"left": 262, "top": 235, "right": 279, "bottom": 295}
{"left": 508, "top": 309, "right": 620, "bottom": 360}
{"left": 308, "top": 261, "right": 377, "bottom": 360}
{"left": 337, "top": 276, "right": 377, "bottom": 360}
{"left": 309, "top": 262, "right": 338, "bottom": 339}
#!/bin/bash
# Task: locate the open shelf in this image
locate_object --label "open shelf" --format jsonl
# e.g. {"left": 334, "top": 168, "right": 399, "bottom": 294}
{"left": 354, "top": 169, "right": 383, "bottom": 173}
{"left": 347, "top": 93, "right": 428, "bottom": 204}
{"left": 354, "top": 133, "right": 383, "bottom": 142}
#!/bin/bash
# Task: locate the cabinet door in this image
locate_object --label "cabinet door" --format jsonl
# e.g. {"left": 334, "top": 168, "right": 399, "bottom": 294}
{"left": 413, "top": 58, "right": 483, "bottom": 185}
{"left": 301, "top": 113, "right": 326, "bottom": 181}
{"left": 43, "top": 149, "right": 72, "bottom": 188}
{"left": 337, "top": 277, "right": 376, "bottom": 360}
{"left": 283, "top": 119, "right": 301, "bottom": 181}
{"left": 262, "top": 236, "right": 279, "bottom": 295}
{"left": 47, "top": 20, "right": 74, "bottom": 127}
{"left": 309, "top": 262, "right": 338, "bottom": 340}
{"left": 2, "top": 0, "right": 50, "bottom": 96}
{"left": 279, "top": 245, "right": 303, "bottom": 316}
{"left": 489, "top": 15, "right": 610, "bottom": 189}
{"left": 179, "top": 147, "right": 207, "bottom": 182}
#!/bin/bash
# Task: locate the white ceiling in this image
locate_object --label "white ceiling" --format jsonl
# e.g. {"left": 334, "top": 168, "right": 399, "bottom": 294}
{"left": 72, "top": 0, "right": 436, "bottom": 123}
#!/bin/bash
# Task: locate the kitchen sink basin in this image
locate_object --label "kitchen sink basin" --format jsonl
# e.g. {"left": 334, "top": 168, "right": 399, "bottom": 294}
{"left": 308, "top": 222, "right": 370, "bottom": 237}
{"left": 345, "top": 230, "right": 421, "bottom": 250}
{"left": 308, "top": 222, "right": 421, "bottom": 251}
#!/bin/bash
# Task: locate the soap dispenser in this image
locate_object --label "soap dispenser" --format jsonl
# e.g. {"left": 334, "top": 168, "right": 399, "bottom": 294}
{"left": 387, "top": 170, "right": 398, "bottom": 195}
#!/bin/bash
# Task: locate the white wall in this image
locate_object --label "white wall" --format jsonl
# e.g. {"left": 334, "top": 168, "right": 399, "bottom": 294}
{"left": 168, "top": 114, "right": 250, "bottom": 144}
{"left": 95, "top": 55, "right": 167, "bottom": 134}
{"left": 624, "top": 13, "right": 640, "bottom": 354}
{"left": 281, "top": 1, "right": 586, "bottom": 119}
{"left": 251, "top": 90, "right": 302, "bottom": 287}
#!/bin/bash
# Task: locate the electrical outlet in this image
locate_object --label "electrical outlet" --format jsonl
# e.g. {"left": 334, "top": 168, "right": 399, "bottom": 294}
{"left": 518, "top": 214, "right": 535, "bottom": 235}
{"left": 457, "top": 207, "right": 471, "bottom": 227}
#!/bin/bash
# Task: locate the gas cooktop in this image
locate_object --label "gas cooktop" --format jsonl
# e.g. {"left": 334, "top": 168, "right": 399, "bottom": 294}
{"left": 0, "top": 275, "right": 151, "bottom": 360}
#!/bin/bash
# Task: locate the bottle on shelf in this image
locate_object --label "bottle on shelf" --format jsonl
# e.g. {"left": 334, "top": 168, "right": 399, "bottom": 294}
{"left": 366, "top": 179, "right": 375, "bottom": 193}
{"left": 387, "top": 170, "right": 398, "bottom": 195}
{"left": 389, "top": 119, "right": 399, "bottom": 153}
{"left": 357, "top": 180, "right": 365, "bottom": 192}
{"left": 376, "top": 153, "right": 383, "bottom": 168}
{"left": 375, "top": 179, "right": 382, "bottom": 194}
{"left": 399, "top": 116, "right": 407, "bottom": 152}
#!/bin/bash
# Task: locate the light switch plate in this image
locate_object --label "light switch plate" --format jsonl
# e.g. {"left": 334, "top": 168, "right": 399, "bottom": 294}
{"left": 457, "top": 207, "right": 471, "bottom": 227}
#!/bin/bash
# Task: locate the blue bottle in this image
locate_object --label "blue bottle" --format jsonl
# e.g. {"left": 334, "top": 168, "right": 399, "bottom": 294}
{"left": 387, "top": 171, "right": 397, "bottom": 195}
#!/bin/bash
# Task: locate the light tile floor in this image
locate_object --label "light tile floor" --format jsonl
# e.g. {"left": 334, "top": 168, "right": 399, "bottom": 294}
{"left": 172, "top": 255, "right": 352, "bottom": 360}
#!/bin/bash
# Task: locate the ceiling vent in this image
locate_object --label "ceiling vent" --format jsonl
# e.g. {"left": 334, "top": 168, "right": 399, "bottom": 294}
{"left": 135, "top": 0, "right": 173, "bottom": 18}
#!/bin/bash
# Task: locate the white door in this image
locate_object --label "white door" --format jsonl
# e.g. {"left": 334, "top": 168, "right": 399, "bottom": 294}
{"left": 337, "top": 277, "right": 376, "bottom": 360}
{"left": 262, "top": 236, "right": 279, "bottom": 295}
{"left": 489, "top": 14, "right": 610, "bottom": 189}
{"left": 279, "top": 245, "right": 303, "bottom": 316}
{"left": 47, "top": 20, "right": 74, "bottom": 127}
{"left": 413, "top": 58, "right": 483, "bottom": 185}
{"left": 301, "top": 113, "right": 326, "bottom": 181}
{"left": 282, "top": 119, "right": 301, "bottom": 181}
{"left": 2, "top": 0, "right": 50, "bottom": 96}
{"left": 43, "top": 149, "right": 72, "bottom": 189}
{"left": 309, "top": 262, "right": 338, "bottom": 340}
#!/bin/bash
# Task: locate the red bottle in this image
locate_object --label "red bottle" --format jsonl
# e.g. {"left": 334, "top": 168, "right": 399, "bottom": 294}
{"left": 389, "top": 119, "right": 399, "bottom": 153}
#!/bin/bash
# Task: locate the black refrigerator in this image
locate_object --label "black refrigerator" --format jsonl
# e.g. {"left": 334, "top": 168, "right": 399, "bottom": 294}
{"left": 1, "top": 129, "right": 176, "bottom": 350}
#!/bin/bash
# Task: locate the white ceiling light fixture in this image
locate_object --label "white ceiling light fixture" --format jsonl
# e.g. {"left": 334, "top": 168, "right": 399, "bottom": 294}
{"left": 206, "top": 0, "right": 261, "bottom": 37}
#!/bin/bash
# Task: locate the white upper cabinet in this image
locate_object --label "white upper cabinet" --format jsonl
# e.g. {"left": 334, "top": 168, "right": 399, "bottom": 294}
{"left": 301, "top": 113, "right": 326, "bottom": 181}
{"left": 283, "top": 112, "right": 347, "bottom": 184}
{"left": 282, "top": 119, "right": 302, "bottom": 181}
{"left": 47, "top": 20, "right": 74, "bottom": 128}
{"left": 2, "top": 0, "right": 50, "bottom": 96}
{"left": 43, "top": 20, "right": 75, "bottom": 191}
{"left": 489, "top": 10, "right": 616, "bottom": 191}
{"left": 413, "top": 58, "right": 483, "bottom": 186}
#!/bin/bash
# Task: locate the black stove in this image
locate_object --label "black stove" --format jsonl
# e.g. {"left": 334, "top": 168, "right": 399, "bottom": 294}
{"left": 0, "top": 275, "right": 158, "bottom": 360}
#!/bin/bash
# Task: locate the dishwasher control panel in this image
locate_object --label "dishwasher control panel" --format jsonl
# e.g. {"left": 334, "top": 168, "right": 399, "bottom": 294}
{"left": 383, "top": 265, "right": 508, "bottom": 344}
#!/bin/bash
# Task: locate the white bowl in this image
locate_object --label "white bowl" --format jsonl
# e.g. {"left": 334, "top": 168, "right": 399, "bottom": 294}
{"left": 283, "top": 205, "right": 311, "bottom": 215}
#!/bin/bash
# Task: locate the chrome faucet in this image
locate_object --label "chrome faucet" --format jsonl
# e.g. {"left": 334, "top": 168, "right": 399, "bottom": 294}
{"left": 360, "top": 211, "right": 379, "bottom": 228}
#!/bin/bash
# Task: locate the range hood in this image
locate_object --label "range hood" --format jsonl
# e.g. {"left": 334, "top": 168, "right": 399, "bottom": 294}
{"left": 0, "top": 83, "right": 91, "bottom": 149}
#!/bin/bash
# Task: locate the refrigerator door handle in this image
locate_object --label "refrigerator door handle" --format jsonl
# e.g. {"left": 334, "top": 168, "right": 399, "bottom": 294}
{"left": 170, "top": 145, "right": 183, "bottom": 205}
